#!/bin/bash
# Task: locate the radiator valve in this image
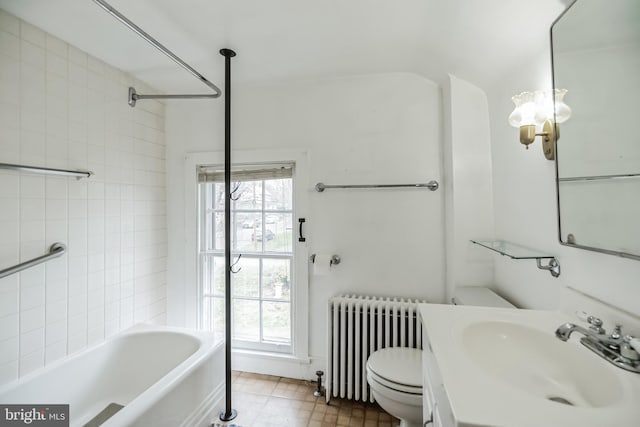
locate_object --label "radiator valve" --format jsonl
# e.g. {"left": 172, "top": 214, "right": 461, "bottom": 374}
{"left": 314, "top": 370, "right": 325, "bottom": 397}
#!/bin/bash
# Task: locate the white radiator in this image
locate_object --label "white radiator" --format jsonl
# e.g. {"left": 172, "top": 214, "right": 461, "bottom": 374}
{"left": 327, "top": 294, "right": 426, "bottom": 403}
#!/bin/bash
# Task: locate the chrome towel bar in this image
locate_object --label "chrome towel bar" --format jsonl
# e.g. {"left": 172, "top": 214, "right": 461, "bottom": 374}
{"left": 0, "top": 243, "right": 67, "bottom": 279}
{"left": 0, "top": 163, "right": 93, "bottom": 179}
{"left": 315, "top": 180, "right": 439, "bottom": 192}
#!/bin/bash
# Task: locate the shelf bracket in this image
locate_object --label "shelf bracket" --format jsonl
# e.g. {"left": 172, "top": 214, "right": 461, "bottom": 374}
{"left": 536, "top": 258, "right": 561, "bottom": 278}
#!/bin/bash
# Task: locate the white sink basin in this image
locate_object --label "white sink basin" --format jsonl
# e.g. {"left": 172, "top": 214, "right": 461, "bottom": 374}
{"left": 419, "top": 304, "right": 640, "bottom": 427}
{"left": 463, "top": 321, "right": 624, "bottom": 408}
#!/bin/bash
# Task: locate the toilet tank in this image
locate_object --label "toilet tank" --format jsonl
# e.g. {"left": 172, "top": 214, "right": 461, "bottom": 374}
{"left": 452, "top": 286, "right": 516, "bottom": 308}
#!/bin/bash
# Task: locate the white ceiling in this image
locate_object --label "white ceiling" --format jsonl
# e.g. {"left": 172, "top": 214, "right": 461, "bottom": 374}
{"left": 0, "top": 0, "right": 568, "bottom": 92}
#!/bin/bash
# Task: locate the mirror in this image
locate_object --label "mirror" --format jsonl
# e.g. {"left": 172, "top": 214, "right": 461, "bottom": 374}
{"left": 552, "top": 0, "right": 640, "bottom": 260}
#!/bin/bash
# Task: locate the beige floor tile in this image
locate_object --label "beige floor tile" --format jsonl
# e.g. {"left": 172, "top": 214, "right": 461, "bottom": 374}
{"left": 222, "top": 371, "right": 399, "bottom": 427}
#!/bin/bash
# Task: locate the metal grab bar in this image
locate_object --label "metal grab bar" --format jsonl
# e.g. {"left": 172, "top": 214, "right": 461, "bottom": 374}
{"left": 315, "top": 180, "right": 439, "bottom": 192}
{"left": 0, "top": 243, "right": 66, "bottom": 279}
{"left": 0, "top": 163, "right": 93, "bottom": 179}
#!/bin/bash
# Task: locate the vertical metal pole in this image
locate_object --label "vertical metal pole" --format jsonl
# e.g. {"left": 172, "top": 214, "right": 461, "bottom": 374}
{"left": 219, "top": 48, "right": 237, "bottom": 423}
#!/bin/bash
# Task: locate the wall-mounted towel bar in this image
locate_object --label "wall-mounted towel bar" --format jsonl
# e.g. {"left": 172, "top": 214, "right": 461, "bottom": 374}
{"left": 315, "top": 180, "right": 439, "bottom": 192}
{"left": 0, "top": 243, "right": 67, "bottom": 279}
{"left": 0, "top": 163, "right": 93, "bottom": 179}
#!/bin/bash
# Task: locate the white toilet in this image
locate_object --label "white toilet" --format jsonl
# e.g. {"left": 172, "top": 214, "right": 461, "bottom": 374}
{"left": 366, "top": 287, "right": 515, "bottom": 427}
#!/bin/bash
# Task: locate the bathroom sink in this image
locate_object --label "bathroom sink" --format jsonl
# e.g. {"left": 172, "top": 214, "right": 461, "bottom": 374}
{"left": 419, "top": 304, "right": 640, "bottom": 427}
{"left": 463, "top": 321, "right": 624, "bottom": 408}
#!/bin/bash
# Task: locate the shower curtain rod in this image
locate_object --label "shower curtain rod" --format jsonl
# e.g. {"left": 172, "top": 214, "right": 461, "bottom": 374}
{"left": 92, "top": 0, "right": 222, "bottom": 107}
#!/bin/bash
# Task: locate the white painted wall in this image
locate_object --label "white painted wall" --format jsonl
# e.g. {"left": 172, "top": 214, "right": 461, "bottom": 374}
{"left": 0, "top": 12, "right": 167, "bottom": 385}
{"left": 442, "top": 75, "right": 495, "bottom": 302}
{"left": 165, "top": 72, "right": 444, "bottom": 376}
{"left": 485, "top": 43, "right": 640, "bottom": 330}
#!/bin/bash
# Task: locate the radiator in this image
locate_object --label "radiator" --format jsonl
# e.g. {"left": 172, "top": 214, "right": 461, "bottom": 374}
{"left": 327, "top": 294, "right": 426, "bottom": 403}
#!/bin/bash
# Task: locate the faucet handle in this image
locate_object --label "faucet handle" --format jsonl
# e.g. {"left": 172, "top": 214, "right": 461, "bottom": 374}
{"left": 587, "top": 316, "right": 605, "bottom": 334}
{"left": 575, "top": 311, "right": 605, "bottom": 334}
{"left": 610, "top": 324, "right": 622, "bottom": 340}
{"left": 621, "top": 335, "right": 640, "bottom": 361}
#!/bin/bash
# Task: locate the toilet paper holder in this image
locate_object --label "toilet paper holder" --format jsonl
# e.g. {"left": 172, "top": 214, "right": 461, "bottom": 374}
{"left": 310, "top": 254, "right": 341, "bottom": 266}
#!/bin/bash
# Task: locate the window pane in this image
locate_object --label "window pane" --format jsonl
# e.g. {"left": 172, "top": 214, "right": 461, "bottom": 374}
{"left": 265, "top": 179, "right": 292, "bottom": 210}
{"left": 202, "top": 255, "right": 225, "bottom": 296}
{"left": 214, "top": 212, "right": 225, "bottom": 250}
{"left": 236, "top": 212, "right": 261, "bottom": 251}
{"left": 203, "top": 210, "right": 214, "bottom": 250}
{"left": 263, "top": 301, "right": 291, "bottom": 343}
{"left": 232, "top": 257, "right": 259, "bottom": 298}
{"left": 202, "top": 255, "right": 224, "bottom": 295}
{"left": 233, "top": 299, "right": 260, "bottom": 341}
{"left": 264, "top": 214, "right": 292, "bottom": 253}
{"left": 214, "top": 183, "right": 225, "bottom": 211}
{"left": 262, "top": 258, "right": 291, "bottom": 301}
{"left": 235, "top": 181, "right": 262, "bottom": 210}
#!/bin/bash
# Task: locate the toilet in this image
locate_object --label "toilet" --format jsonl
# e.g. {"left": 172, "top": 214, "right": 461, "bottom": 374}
{"left": 366, "top": 287, "right": 515, "bottom": 427}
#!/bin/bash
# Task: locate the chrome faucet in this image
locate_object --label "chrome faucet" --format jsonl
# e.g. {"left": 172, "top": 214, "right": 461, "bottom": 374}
{"left": 555, "top": 323, "right": 601, "bottom": 341}
{"left": 555, "top": 315, "right": 640, "bottom": 374}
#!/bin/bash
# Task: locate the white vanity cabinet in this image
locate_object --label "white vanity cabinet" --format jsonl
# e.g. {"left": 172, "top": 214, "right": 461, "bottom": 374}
{"left": 421, "top": 314, "right": 455, "bottom": 427}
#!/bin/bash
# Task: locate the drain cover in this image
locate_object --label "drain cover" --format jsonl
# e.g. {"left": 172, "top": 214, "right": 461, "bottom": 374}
{"left": 547, "top": 396, "right": 574, "bottom": 406}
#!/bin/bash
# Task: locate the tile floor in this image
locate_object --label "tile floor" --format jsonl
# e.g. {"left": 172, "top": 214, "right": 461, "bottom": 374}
{"left": 215, "top": 371, "right": 400, "bottom": 427}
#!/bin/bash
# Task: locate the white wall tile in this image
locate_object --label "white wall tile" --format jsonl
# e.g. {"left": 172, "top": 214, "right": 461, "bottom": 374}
{"left": 19, "top": 282, "right": 44, "bottom": 311}
{"left": 45, "top": 299, "right": 66, "bottom": 324}
{"left": 20, "top": 198, "right": 45, "bottom": 222}
{"left": 0, "top": 10, "right": 20, "bottom": 36}
{"left": 0, "top": 314, "right": 18, "bottom": 342}
{"left": 45, "top": 177, "right": 68, "bottom": 199}
{"left": 44, "top": 341, "right": 66, "bottom": 364}
{"left": 0, "top": 361, "right": 18, "bottom": 384}
{"left": 0, "top": 31, "right": 20, "bottom": 59}
{"left": 19, "top": 327, "right": 44, "bottom": 355}
{"left": 45, "top": 198, "right": 67, "bottom": 221}
{"left": 0, "top": 336, "right": 18, "bottom": 365}
{"left": 19, "top": 348, "right": 44, "bottom": 376}
{"left": 0, "top": 13, "right": 167, "bottom": 386}
{"left": 19, "top": 22, "right": 44, "bottom": 47}
{"left": 0, "top": 286, "right": 18, "bottom": 319}
{"left": 20, "top": 307, "right": 45, "bottom": 333}
{"left": 45, "top": 34, "right": 66, "bottom": 58}
{"left": 21, "top": 40, "right": 45, "bottom": 68}
{"left": 66, "top": 332, "right": 86, "bottom": 355}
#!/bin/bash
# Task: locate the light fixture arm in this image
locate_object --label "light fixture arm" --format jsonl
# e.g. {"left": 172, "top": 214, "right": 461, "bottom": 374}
{"left": 519, "top": 120, "right": 557, "bottom": 160}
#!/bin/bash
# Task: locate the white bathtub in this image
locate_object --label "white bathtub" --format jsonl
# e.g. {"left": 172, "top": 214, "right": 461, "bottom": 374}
{"left": 0, "top": 324, "right": 225, "bottom": 427}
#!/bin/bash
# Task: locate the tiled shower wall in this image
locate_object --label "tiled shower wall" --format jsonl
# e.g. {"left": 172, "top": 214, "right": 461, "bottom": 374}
{"left": 0, "top": 10, "right": 167, "bottom": 385}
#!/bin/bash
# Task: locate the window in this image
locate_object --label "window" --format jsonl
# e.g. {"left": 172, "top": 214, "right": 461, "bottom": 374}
{"left": 198, "top": 164, "right": 294, "bottom": 353}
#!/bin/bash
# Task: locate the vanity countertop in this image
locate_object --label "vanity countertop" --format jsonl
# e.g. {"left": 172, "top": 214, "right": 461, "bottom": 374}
{"left": 418, "top": 303, "right": 640, "bottom": 427}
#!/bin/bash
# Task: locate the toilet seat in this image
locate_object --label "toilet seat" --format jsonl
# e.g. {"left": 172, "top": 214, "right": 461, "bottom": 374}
{"left": 366, "top": 347, "right": 422, "bottom": 394}
{"left": 367, "top": 370, "right": 422, "bottom": 395}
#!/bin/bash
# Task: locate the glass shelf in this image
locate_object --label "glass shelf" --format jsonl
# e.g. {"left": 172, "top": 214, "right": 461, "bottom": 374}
{"left": 470, "top": 240, "right": 555, "bottom": 260}
{"left": 470, "top": 240, "right": 560, "bottom": 277}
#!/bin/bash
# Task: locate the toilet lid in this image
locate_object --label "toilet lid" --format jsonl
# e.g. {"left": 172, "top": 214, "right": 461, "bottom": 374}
{"left": 366, "top": 347, "right": 422, "bottom": 388}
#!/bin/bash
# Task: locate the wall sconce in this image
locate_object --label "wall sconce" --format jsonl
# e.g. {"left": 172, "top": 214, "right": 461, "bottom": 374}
{"left": 508, "top": 89, "right": 571, "bottom": 160}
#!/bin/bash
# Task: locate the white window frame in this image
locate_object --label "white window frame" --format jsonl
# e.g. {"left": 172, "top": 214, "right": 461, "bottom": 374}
{"left": 184, "top": 149, "right": 309, "bottom": 363}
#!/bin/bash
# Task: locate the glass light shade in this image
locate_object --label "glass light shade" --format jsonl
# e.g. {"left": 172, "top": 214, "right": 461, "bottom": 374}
{"left": 553, "top": 88, "right": 572, "bottom": 123}
{"left": 534, "top": 90, "right": 551, "bottom": 124}
{"left": 534, "top": 88, "right": 571, "bottom": 124}
{"left": 508, "top": 91, "right": 537, "bottom": 127}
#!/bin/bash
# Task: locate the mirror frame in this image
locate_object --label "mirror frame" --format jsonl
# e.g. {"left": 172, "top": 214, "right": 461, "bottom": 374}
{"left": 551, "top": 0, "right": 640, "bottom": 262}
